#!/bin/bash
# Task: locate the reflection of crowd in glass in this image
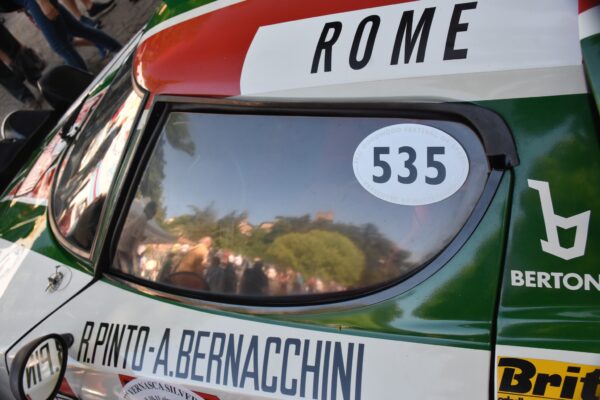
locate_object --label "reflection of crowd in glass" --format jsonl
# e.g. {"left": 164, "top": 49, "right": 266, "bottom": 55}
{"left": 115, "top": 198, "right": 352, "bottom": 296}
{"left": 132, "top": 238, "right": 348, "bottom": 297}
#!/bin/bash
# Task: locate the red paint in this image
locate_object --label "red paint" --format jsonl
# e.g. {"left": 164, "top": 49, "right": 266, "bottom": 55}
{"left": 135, "top": 0, "right": 416, "bottom": 97}
{"left": 194, "top": 391, "right": 221, "bottom": 400}
{"left": 579, "top": 0, "right": 600, "bottom": 13}
{"left": 118, "top": 373, "right": 134, "bottom": 387}
{"left": 58, "top": 377, "right": 77, "bottom": 398}
{"left": 8, "top": 134, "right": 64, "bottom": 202}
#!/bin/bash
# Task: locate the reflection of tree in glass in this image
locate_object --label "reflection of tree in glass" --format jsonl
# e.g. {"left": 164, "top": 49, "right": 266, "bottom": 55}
{"left": 160, "top": 206, "right": 415, "bottom": 288}
{"left": 139, "top": 140, "right": 166, "bottom": 221}
{"left": 263, "top": 217, "right": 413, "bottom": 285}
{"left": 139, "top": 115, "right": 197, "bottom": 223}
{"left": 266, "top": 230, "right": 365, "bottom": 287}
{"left": 345, "top": 223, "right": 413, "bottom": 285}
{"left": 165, "top": 114, "right": 196, "bottom": 156}
{"left": 166, "top": 204, "right": 218, "bottom": 240}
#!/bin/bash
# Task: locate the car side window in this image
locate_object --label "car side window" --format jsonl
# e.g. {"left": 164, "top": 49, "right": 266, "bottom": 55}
{"left": 51, "top": 54, "right": 143, "bottom": 254}
{"left": 112, "top": 111, "right": 489, "bottom": 301}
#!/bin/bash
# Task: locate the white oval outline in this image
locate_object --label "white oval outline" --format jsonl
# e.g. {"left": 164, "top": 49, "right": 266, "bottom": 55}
{"left": 352, "top": 123, "right": 470, "bottom": 206}
{"left": 120, "top": 378, "right": 203, "bottom": 400}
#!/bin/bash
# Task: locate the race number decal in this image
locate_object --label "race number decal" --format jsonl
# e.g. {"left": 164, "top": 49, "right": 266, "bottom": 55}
{"left": 353, "top": 124, "right": 469, "bottom": 205}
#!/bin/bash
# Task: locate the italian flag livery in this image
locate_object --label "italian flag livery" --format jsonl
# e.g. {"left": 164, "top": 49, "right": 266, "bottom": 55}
{"left": 0, "top": 1, "right": 599, "bottom": 400}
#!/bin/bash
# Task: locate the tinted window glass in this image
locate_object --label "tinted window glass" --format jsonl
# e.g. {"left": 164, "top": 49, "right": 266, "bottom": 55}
{"left": 52, "top": 55, "right": 142, "bottom": 252}
{"left": 113, "top": 111, "right": 488, "bottom": 299}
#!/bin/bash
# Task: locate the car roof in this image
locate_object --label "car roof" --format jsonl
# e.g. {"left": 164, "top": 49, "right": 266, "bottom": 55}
{"left": 133, "top": 0, "right": 408, "bottom": 97}
{"left": 133, "top": 0, "right": 585, "bottom": 102}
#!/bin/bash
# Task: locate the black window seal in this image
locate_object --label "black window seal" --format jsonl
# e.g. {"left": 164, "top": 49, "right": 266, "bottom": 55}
{"left": 98, "top": 96, "right": 516, "bottom": 312}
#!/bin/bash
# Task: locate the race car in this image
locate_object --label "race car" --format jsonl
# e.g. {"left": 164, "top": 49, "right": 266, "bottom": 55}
{"left": 0, "top": 0, "right": 599, "bottom": 399}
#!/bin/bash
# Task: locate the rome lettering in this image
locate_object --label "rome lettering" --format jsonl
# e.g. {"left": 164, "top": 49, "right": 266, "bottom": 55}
{"left": 311, "top": 2, "right": 477, "bottom": 73}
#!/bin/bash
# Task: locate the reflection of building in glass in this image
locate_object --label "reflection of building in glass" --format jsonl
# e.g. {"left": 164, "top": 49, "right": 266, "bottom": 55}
{"left": 315, "top": 211, "right": 334, "bottom": 222}
{"left": 237, "top": 219, "right": 253, "bottom": 236}
{"left": 258, "top": 222, "right": 274, "bottom": 232}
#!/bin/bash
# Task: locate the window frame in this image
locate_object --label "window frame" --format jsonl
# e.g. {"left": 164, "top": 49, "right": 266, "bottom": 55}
{"left": 100, "top": 96, "right": 517, "bottom": 310}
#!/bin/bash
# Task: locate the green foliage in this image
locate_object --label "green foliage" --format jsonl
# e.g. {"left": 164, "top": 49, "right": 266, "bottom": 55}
{"left": 266, "top": 230, "right": 365, "bottom": 286}
{"left": 161, "top": 205, "right": 413, "bottom": 286}
{"left": 165, "top": 113, "right": 196, "bottom": 156}
{"left": 139, "top": 139, "right": 166, "bottom": 221}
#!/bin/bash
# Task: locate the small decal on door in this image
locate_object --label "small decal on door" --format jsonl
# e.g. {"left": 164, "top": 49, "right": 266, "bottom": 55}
{"left": 497, "top": 356, "right": 600, "bottom": 400}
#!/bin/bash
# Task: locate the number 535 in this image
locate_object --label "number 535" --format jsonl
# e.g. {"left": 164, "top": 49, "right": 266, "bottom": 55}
{"left": 373, "top": 146, "right": 446, "bottom": 185}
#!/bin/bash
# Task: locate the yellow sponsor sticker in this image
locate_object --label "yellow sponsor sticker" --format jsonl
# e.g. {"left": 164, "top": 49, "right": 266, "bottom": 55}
{"left": 497, "top": 357, "right": 600, "bottom": 400}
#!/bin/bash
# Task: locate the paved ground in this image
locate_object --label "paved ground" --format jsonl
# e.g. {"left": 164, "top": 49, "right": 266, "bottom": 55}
{"left": 0, "top": 0, "right": 161, "bottom": 122}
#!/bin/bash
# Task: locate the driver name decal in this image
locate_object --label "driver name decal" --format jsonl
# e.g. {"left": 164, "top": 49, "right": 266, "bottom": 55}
{"left": 77, "top": 321, "right": 365, "bottom": 400}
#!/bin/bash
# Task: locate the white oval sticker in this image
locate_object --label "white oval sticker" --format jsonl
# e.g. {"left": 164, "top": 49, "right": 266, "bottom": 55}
{"left": 353, "top": 124, "right": 469, "bottom": 205}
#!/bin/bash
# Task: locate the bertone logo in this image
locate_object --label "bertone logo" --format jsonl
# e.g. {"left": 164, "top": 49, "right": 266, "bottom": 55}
{"left": 528, "top": 179, "right": 591, "bottom": 261}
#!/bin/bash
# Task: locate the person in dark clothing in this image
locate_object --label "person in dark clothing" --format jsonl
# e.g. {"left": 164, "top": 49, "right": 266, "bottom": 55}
{"left": 205, "top": 255, "right": 225, "bottom": 292}
{"left": 240, "top": 260, "right": 269, "bottom": 295}
{"left": 205, "top": 254, "right": 239, "bottom": 294}
{"left": 0, "top": 23, "right": 45, "bottom": 81}
{"left": 0, "top": 23, "right": 44, "bottom": 104}
{"left": 223, "top": 261, "right": 237, "bottom": 294}
{"left": 60, "top": 0, "right": 115, "bottom": 27}
{"left": 9, "top": 0, "right": 121, "bottom": 71}
{"left": 0, "top": 62, "right": 35, "bottom": 103}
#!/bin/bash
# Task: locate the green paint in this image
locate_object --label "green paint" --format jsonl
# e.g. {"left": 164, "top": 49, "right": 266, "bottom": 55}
{"left": 89, "top": 69, "right": 118, "bottom": 97}
{"left": 481, "top": 93, "right": 600, "bottom": 354}
{"left": 145, "top": 0, "right": 218, "bottom": 31}
{"left": 0, "top": 126, "right": 92, "bottom": 273}
{"left": 0, "top": 201, "right": 91, "bottom": 273}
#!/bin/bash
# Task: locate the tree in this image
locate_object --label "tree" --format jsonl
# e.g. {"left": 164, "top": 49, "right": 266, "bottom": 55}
{"left": 266, "top": 230, "right": 365, "bottom": 286}
{"left": 139, "top": 113, "right": 197, "bottom": 225}
{"left": 164, "top": 204, "right": 218, "bottom": 241}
